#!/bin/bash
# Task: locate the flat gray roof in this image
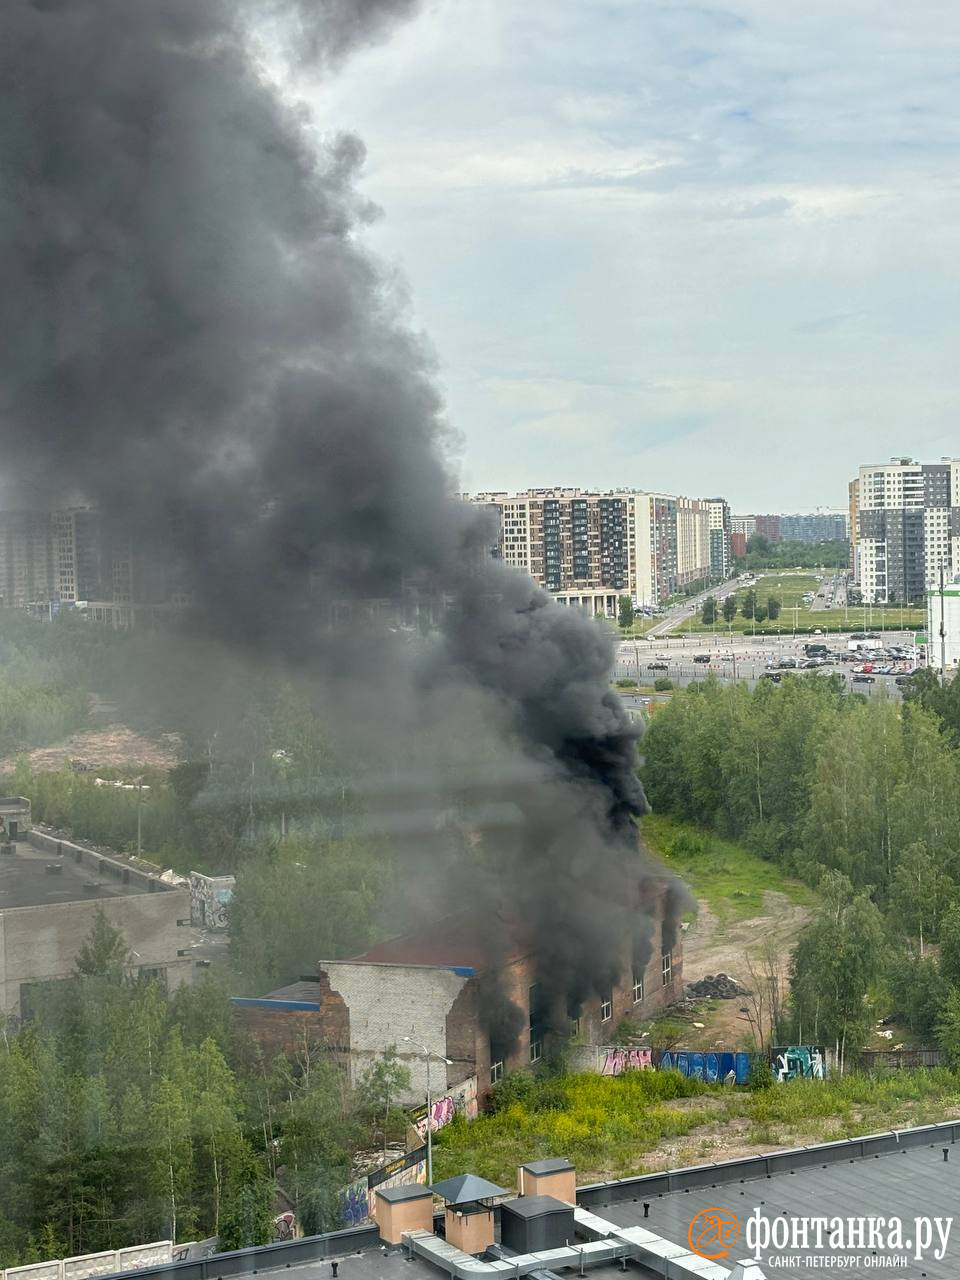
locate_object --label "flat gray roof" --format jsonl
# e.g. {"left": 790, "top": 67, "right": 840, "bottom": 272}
{"left": 588, "top": 1138, "right": 960, "bottom": 1278}
{"left": 0, "top": 842, "right": 144, "bottom": 909}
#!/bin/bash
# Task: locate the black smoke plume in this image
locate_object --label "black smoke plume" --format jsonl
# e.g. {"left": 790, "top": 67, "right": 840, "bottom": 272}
{"left": 0, "top": 0, "right": 686, "bottom": 1039}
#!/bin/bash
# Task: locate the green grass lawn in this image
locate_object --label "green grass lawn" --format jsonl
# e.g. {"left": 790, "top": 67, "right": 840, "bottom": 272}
{"left": 432, "top": 1066, "right": 960, "bottom": 1187}
{"left": 640, "top": 814, "right": 816, "bottom": 924}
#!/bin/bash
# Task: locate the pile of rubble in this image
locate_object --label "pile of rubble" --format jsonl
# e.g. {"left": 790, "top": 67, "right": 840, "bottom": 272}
{"left": 686, "top": 973, "right": 749, "bottom": 1000}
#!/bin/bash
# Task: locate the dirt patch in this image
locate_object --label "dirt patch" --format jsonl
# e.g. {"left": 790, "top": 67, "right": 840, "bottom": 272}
{"left": 0, "top": 723, "right": 181, "bottom": 774}
{"left": 666, "top": 891, "right": 813, "bottom": 1051}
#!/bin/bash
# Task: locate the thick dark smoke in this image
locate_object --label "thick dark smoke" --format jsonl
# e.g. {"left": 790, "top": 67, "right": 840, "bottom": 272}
{"left": 0, "top": 0, "right": 686, "bottom": 1040}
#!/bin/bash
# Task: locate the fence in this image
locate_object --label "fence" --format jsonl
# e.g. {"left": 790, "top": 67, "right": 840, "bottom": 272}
{"left": 4, "top": 1241, "right": 217, "bottom": 1280}
{"left": 570, "top": 1043, "right": 827, "bottom": 1082}
{"left": 853, "top": 1048, "right": 943, "bottom": 1071}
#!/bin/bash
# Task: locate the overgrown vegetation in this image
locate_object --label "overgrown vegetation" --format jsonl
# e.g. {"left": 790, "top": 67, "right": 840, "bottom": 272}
{"left": 433, "top": 1065, "right": 960, "bottom": 1187}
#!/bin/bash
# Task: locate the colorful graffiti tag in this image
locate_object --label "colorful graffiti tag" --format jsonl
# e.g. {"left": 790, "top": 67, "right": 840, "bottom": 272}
{"left": 597, "top": 1045, "right": 827, "bottom": 1084}
{"left": 189, "top": 872, "right": 234, "bottom": 928}
{"left": 411, "top": 1075, "right": 478, "bottom": 1138}
{"left": 601, "top": 1047, "right": 652, "bottom": 1075}
{"left": 338, "top": 1145, "right": 428, "bottom": 1228}
{"left": 772, "top": 1046, "right": 826, "bottom": 1081}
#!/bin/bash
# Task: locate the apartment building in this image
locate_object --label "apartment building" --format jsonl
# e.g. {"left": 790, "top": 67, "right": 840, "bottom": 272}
{"left": 848, "top": 478, "right": 860, "bottom": 577}
{"left": 853, "top": 458, "right": 960, "bottom": 604}
{"left": 0, "top": 511, "right": 56, "bottom": 608}
{"left": 778, "top": 512, "right": 848, "bottom": 544}
{"left": 471, "top": 489, "right": 714, "bottom": 610}
{"left": 703, "top": 498, "right": 732, "bottom": 582}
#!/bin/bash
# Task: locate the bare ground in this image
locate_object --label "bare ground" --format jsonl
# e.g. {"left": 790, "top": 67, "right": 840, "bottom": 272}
{"left": 662, "top": 891, "right": 813, "bottom": 1054}
{"left": 0, "top": 722, "right": 181, "bottom": 775}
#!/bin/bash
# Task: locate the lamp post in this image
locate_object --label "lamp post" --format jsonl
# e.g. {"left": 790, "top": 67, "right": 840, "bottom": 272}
{"left": 403, "top": 1037, "right": 452, "bottom": 1186}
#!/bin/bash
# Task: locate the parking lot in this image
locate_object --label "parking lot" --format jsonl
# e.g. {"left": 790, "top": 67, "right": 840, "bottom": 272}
{"left": 614, "top": 629, "right": 922, "bottom": 697}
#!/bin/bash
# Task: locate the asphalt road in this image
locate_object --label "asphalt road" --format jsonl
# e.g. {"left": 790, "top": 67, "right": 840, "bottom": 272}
{"left": 644, "top": 576, "right": 741, "bottom": 639}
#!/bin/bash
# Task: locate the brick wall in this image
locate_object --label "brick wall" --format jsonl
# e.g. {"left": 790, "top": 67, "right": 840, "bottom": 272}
{"left": 232, "top": 975, "right": 349, "bottom": 1064}
{"left": 320, "top": 961, "right": 469, "bottom": 1103}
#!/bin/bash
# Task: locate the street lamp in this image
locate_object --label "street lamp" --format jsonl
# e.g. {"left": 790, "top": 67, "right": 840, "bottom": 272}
{"left": 403, "top": 1037, "right": 452, "bottom": 1186}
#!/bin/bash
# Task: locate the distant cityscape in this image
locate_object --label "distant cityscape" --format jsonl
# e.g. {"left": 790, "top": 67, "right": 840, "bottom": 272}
{"left": 3, "top": 456, "right": 958, "bottom": 629}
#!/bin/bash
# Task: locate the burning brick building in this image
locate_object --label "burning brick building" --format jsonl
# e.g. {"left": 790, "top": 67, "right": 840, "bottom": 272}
{"left": 234, "top": 887, "right": 683, "bottom": 1104}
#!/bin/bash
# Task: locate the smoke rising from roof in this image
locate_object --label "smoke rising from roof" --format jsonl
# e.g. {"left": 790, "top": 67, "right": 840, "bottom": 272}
{"left": 0, "top": 0, "right": 686, "bottom": 1036}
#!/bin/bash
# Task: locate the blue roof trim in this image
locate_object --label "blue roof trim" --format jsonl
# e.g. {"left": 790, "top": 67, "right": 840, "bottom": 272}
{"left": 231, "top": 997, "right": 322, "bottom": 1012}
{"left": 449, "top": 965, "right": 475, "bottom": 977}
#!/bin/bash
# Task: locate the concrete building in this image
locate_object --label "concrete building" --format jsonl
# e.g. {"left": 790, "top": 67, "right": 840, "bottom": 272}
{"left": 848, "top": 477, "right": 860, "bottom": 576}
{"left": 0, "top": 828, "right": 194, "bottom": 1016}
{"left": 778, "top": 511, "right": 848, "bottom": 543}
{"left": 0, "top": 511, "right": 56, "bottom": 609}
{"left": 470, "top": 490, "right": 715, "bottom": 609}
{"left": 704, "top": 498, "right": 732, "bottom": 581}
{"left": 853, "top": 457, "right": 960, "bottom": 603}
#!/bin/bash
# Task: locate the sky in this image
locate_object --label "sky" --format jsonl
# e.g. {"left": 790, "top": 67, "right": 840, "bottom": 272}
{"left": 304, "top": 0, "right": 960, "bottom": 511}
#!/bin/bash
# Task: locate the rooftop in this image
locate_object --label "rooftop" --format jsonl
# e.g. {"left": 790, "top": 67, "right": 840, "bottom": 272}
{"left": 101, "top": 1121, "right": 960, "bottom": 1280}
{"left": 347, "top": 911, "right": 532, "bottom": 972}
{"left": 0, "top": 840, "right": 145, "bottom": 910}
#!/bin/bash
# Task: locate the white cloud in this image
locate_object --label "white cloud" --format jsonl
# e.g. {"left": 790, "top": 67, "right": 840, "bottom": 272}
{"left": 299, "top": 0, "right": 960, "bottom": 508}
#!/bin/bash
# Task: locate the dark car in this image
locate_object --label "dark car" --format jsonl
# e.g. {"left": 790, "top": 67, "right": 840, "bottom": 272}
{"left": 760, "top": 670, "right": 782, "bottom": 683}
{"left": 895, "top": 674, "right": 913, "bottom": 686}
{"left": 693, "top": 654, "right": 711, "bottom": 664}
{"left": 852, "top": 674, "right": 875, "bottom": 684}
{"left": 647, "top": 662, "right": 668, "bottom": 671}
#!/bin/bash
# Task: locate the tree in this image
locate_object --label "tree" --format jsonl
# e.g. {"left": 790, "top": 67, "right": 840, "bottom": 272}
{"left": 700, "top": 596, "right": 717, "bottom": 625}
{"left": 722, "top": 594, "right": 737, "bottom": 624}
{"left": 937, "top": 988, "right": 960, "bottom": 1068}
{"left": 746, "top": 533, "right": 771, "bottom": 556}
{"left": 355, "top": 1046, "right": 411, "bottom": 1154}
{"left": 74, "top": 909, "right": 131, "bottom": 980}
{"left": 753, "top": 604, "right": 768, "bottom": 624}
{"left": 767, "top": 596, "right": 781, "bottom": 621}
{"left": 617, "top": 596, "right": 634, "bottom": 628}
{"left": 740, "top": 588, "right": 757, "bottom": 620}
{"left": 790, "top": 871, "right": 884, "bottom": 1071}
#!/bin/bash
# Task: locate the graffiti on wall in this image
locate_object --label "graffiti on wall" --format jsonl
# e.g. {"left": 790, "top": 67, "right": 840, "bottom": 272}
{"left": 189, "top": 872, "right": 234, "bottom": 929}
{"left": 272, "top": 1213, "right": 296, "bottom": 1241}
{"left": 339, "top": 1145, "right": 428, "bottom": 1228}
{"left": 601, "top": 1047, "right": 652, "bottom": 1075}
{"left": 596, "top": 1045, "right": 826, "bottom": 1084}
{"left": 773, "top": 1046, "right": 825, "bottom": 1081}
{"left": 411, "top": 1075, "right": 478, "bottom": 1138}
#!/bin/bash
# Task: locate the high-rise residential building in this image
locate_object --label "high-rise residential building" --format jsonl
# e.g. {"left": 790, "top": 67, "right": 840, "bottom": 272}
{"left": 848, "top": 479, "right": 860, "bottom": 576}
{"left": 469, "top": 489, "right": 716, "bottom": 611}
{"left": 778, "top": 512, "right": 848, "bottom": 544}
{"left": 0, "top": 511, "right": 56, "bottom": 608}
{"left": 0, "top": 506, "right": 176, "bottom": 626}
{"left": 853, "top": 457, "right": 960, "bottom": 604}
{"left": 731, "top": 515, "right": 757, "bottom": 538}
{"left": 704, "top": 499, "right": 732, "bottom": 580}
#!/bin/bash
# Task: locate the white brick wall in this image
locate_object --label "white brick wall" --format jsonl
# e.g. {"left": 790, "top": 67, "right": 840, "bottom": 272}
{"left": 321, "top": 961, "right": 468, "bottom": 1103}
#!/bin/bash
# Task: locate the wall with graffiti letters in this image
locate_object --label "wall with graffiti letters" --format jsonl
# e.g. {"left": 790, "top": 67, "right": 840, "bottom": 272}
{"left": 581, "top": 1044, "right": 827, "bottom": 1084}
{"left": 189, "top": 872, "right": 234, "bottom": 928}
{"left": 338, "top": 1145, "right": 428, "bottom": 1228}
{"left": 410, "top": 1075, "right": 479, "bottom": 1139}
{"left": 772, "top": 1045, "right": 826, "bottom": 1081}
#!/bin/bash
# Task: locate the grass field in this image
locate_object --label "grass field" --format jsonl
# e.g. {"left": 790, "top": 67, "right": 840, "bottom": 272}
{"left": 675, "top": 573, "right": 925, "bottom": 635}
{"left": 432, "top": 1066, "right": 960, "bottom": 1185}
{"left": 641, "top": 814, "right": 816, "bottom": 924}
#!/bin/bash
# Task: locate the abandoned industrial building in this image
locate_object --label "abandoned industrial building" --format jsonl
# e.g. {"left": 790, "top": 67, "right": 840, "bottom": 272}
{"left": 233, "top": 885, "right": 683, "bottom": 1104}
{"left": 0, "top": 816, "right": 195, "bottom": 1015}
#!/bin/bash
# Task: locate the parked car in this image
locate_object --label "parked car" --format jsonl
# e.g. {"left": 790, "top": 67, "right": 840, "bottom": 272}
{"left": 895, "top": 674, "right": 913, "bottom": 686}
{"left": 647, "top": 662, "right": 668, "bottom": 671}
{"left": 852, "top": 674, "right": 876, "bottom": 684}
{"left": 693, "top": 654, "right": 711, "bottom": 664}
{"left": 761, "top": 670, "right": 782, "bottom": 683}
